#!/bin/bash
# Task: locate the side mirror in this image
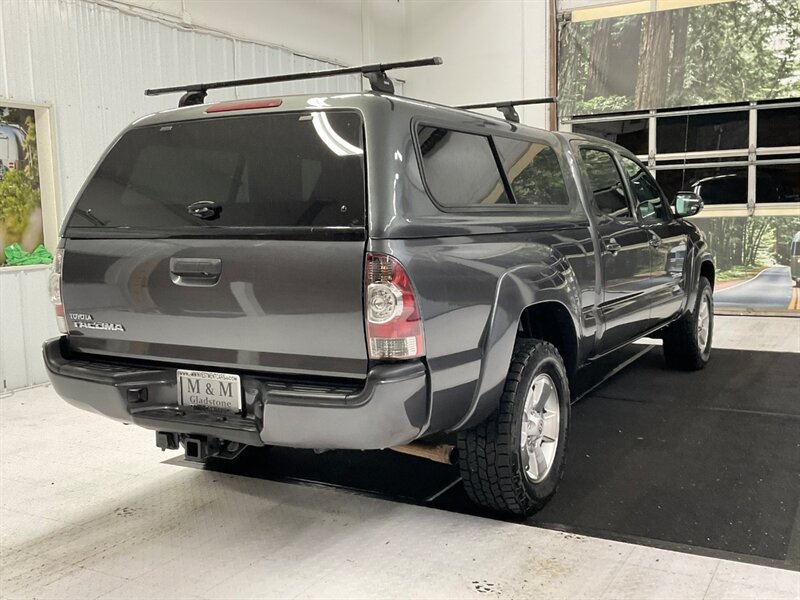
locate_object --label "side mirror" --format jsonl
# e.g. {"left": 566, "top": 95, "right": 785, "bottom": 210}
{"left": 674, "top": 191, "right": 703, "bottom": 217}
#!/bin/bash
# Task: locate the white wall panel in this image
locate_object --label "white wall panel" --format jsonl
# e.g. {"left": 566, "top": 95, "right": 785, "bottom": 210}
{"left": 122, "top": 0, "right": 371, "bottom": 66}
{"left": 0, "top": 267, "right": 59, "bottom": 391}
{"left": 403, "top": 0, "right": 551, "bottom": 128}
{"left": 0, "top": 0, "right": 361, "bottom": 390}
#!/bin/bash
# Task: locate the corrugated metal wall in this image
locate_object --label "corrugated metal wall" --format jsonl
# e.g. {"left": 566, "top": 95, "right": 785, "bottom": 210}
{"left": 0, "top": 267, "right": 59, "bottom": 391}
{"left": 0, "top": 0, "right": 362, "bottom": 390}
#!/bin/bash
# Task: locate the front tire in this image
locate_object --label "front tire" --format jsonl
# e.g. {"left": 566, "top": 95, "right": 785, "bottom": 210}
{"left": 662, "top": 276, "right": 713, "bottom": 370}
{"left": 457, "top": 339, "right": 570, "bottom": 517}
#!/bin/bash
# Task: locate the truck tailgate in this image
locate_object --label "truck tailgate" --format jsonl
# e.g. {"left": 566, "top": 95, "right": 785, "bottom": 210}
{"left": 61, "top": 237, "right": 367, "bottom": 378}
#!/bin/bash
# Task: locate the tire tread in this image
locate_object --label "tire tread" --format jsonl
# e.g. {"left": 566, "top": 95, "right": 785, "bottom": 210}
{"left": 663, "top": 276, "right": 713, "bottom": 371}
{"left": 457, "top": 339, "right": 569, "bottom": 516}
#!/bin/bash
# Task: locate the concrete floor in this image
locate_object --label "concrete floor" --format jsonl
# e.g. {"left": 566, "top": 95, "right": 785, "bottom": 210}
{"left": 1, "top": 316, "right": 799, "bottom": 599}
{"left": 641, "top": 314, "right": 800, "bottom": 353}
{"left": 709, "top": 315, "right": 800, "bottom": 353}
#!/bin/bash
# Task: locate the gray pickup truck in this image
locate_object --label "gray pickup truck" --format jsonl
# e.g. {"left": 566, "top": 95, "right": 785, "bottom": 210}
{"left": 44, "top": 63, "right": 714, "bottom": 516}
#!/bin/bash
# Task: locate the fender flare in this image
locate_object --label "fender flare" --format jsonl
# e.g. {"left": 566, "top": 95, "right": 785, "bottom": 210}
{"left": 685, "top": 241, "right": 714, "bottom": 316}
{"left": 449, "top": 261, "right": 582, "bottom": 431}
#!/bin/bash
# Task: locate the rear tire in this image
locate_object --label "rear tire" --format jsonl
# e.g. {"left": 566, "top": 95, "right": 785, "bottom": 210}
{"left": 662, "top": 276, "right": 713, "bottom": 371}
{"left": 457, "top": 339, "right": 570, "bottom": 518}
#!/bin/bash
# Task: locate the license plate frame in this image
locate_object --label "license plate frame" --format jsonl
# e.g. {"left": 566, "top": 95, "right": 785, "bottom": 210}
{"left": 177, "top": 369, "right": 242, "bottom": 413}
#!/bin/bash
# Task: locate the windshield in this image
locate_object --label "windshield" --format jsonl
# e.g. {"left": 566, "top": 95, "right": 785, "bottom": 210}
{"left": 67, "top": 110, "right": 365, "bottom": 233}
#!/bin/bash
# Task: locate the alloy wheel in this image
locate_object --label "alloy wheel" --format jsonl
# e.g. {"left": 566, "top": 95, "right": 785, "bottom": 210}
{"left": 520, "top": 373, "right": 560, "bottom": 483}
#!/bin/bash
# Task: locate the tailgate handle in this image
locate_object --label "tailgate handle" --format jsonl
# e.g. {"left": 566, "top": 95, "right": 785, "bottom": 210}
{"left": 170, "top": 258, "right": 222, "bottom": 286}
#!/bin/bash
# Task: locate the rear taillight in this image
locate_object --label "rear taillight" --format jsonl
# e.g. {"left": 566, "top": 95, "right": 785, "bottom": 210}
{"left": 49, "top": 249, "right": 67, "bottom": 334}
{"left": 365, "top": 253, "right": 425, "bottom": 360}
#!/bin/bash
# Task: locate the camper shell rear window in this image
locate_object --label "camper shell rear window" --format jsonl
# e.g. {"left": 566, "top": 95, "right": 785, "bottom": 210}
{"left": 66, "top": 111, "right": 366, "bottom": 235}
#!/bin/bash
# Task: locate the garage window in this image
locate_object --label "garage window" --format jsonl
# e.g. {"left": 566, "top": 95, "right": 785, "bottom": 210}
{"left": 657, "top": 112, "right": 749, "bottom": 153}
{"left": 656, "top": 167, "right": 749, "bottom": 205}
{"left": 571, "top": 118, "right": 649, "bottom": 155}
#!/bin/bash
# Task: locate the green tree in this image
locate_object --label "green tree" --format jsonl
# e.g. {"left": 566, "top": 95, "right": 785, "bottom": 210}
{"left": 681, "top": 0, "right": 800, "bottom": 106}
{"left": 0, "top": 169, "right": 37, "bottom": 239}
{"left": 699, "top": 215, "right": 800, "bottom": 275}
{"left": 559, "top": 0, "right": 800, "bottom": 116}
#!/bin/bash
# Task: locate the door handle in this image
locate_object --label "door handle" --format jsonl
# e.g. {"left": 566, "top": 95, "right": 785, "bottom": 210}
{"left": 606, "top": 239, "right": 621, "bottom": 255}
{"left": 649, "top": 232, "right": 662, "bottom": 248}
{"left": 169, "top": 258, "right": 222, "bottom": 286}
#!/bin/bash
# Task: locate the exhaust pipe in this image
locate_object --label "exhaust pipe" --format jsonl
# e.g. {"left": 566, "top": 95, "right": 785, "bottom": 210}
{"left": 390, "top": 442, "right": 455, "bottom": 464}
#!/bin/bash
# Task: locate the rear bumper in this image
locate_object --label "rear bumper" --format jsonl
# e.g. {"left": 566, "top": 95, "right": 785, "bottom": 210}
{"left": 43, "top": 337, "right": 429, "bottom": 450}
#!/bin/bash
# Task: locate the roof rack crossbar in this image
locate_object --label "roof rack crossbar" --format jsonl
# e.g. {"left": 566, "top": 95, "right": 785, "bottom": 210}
{"left": 458, "top": 97, "right": 557, "bottom": 123}
{"left": 146, "top": 57, "right": 443, "bottom": 107}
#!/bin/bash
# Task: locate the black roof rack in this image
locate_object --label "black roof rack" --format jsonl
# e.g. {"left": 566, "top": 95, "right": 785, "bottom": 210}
{"left": 146, "top": 57, "right": 443, "bottom": 107}
{"left": 457, "top": 97, "right": 557, "bottom": 123}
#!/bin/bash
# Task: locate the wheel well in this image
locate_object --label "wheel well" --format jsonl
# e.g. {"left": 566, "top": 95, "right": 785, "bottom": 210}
{"left": 518, "top": 302, "right": 578, "bottom": 378}
{"left": 700, "top": 260, "right": 715, "bottom": 290}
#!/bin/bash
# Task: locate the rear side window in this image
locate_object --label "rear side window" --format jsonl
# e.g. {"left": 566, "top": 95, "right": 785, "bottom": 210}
{"left": 68, "top": 111, "right": 365, "bottom": 232}
{"left": 417, "top": 126, "right": 511, "bottom": 207}
{"left": 579, "top": 148, "right": 632, "bottom": 218}
{"left": 493, "top": 137, "right": 570, "bottom": 208}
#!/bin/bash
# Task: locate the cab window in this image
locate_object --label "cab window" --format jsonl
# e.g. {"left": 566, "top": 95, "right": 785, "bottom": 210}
{"left": 579, "top": 148, "right": 632, "bottom": 219}
{"left": 620, "top": 156, "right": 671, "bottom": 222}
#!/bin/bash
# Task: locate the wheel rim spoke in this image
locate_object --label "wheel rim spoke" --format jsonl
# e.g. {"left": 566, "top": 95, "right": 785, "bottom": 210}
{"left": 534, "top": 378, "right": 553, "bottom": 411}
{"left": 520, "top": 372, "right": 561, "bottom": 484}
{"left": 520, "top": 412, "right": 530, "bottom": 448}
{"left": 542, "top": 413, "right": 559, "bottom": 440}
{"left": 521, "top": 443, "right": 535, "bottom": 478}
{"left": 532, "top": 445, "right": 548, "bottom": 478}
{"left": 697, "top": 295, "right": 711, "bottom": 348}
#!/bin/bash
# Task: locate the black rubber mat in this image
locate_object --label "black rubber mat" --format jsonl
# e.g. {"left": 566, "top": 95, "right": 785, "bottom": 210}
{"left": 188, "top": 344, "right": 650, "bottom": 502}
{"left": 197, "top": 444, "right": 459, "bottom": 503}
{"left": 180, "top": 345, "right": 800, "bottom": 569}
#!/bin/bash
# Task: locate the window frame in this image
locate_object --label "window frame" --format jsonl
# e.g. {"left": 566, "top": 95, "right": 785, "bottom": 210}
{"left": 0, "top": 98, "right": 60, "bottom": 263}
